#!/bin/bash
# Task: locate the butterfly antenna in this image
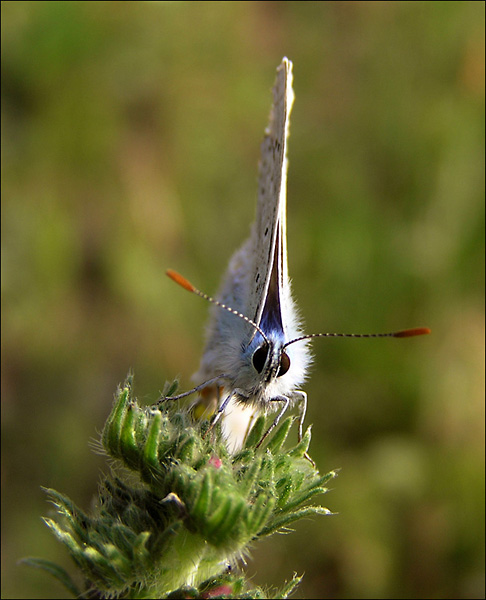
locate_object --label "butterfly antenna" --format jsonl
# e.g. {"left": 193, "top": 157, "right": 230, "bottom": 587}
{"left": 166, "top": 269, "right": 269, "bottom": 343}
{"left": 284, "top": 327, "right": 431, "bottom": 348}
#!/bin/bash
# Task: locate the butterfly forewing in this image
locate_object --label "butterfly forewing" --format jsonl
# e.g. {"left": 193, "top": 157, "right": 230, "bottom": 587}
{"left": 249, "top": 58, "right": 294, "bottom": 335}
{"left": 190, "top": 58, "right": 310, "bottom": 452}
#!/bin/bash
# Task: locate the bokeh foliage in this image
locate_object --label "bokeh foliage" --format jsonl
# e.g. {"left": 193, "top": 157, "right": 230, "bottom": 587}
{"left": 2, "top": 2, "right": 484, "bottom": 599}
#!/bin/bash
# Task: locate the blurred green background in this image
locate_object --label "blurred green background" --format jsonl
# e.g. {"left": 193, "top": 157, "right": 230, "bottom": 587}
{"left": 2, "top": 2, "right": 484, "bottom": 598}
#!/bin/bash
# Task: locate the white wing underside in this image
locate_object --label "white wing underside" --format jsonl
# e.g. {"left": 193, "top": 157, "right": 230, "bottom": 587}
{"left": 192, "top": 59, "right": 305, "bottom": 451}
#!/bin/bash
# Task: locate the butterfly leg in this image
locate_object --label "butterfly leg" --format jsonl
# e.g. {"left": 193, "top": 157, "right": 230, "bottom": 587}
{"left": 255, "top": 395, "right": 290, "bottom": 449}
{"left": 293, "top": 390, "right": 315, "bottom": 466}
{"left": 156, "top": 375, "right": 229, "bottom": 404}
{"left": 293, "top": 390, "right": 308, "bottom": 442}
{"left": 203, "top": 390, "right": 234, "bottom": 437}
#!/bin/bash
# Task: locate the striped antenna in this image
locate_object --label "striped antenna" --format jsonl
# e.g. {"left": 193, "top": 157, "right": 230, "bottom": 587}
{"left": 284, "top": 327, "right": 430, "bottom": 349}
{"left": 167, "top": 269, "right": 430, "bottom": 348}
{"left": 166, "top": 269, "right": 269, "bottom": 344}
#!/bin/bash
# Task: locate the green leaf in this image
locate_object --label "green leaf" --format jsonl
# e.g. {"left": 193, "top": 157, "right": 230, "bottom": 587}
{"left": 20, "top": 557, "right": 81, "bottom": 597}
{"left": 274, "top": 572, "right": 303, "bottom": 599}
{"left": 264, "top": 416, "right": 294, "bottom": 454}
{"left": 35, "top": 375, "right": 333, "bottom": 597}
{"left": 102, "top": 381, "right": 131, "bottom": 455}
{"left": 259, "top": 506, "right": 332, "bottom": 537}
{"left": 244, "top": 415, "right": 266, "bottom": 448}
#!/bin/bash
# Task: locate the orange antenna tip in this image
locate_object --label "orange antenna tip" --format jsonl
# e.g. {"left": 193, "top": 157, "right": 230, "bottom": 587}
{"left": 393, "top": 327, "right": 431, "bottom": 338}
{"left": 166, "top": 269, "right": 195, "bottom": 293}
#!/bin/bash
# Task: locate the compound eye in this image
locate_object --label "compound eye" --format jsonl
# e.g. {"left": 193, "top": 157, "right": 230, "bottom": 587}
{"left": 252, "top": 345, "right": 268, "bottom": 374}
{"left": 277, "top": 352, "right": 291, "bottom": 377}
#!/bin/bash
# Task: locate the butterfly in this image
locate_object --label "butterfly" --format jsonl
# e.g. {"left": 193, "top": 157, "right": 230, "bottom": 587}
{"left": 162, "top": 58, "right": 429, "bottom": 453}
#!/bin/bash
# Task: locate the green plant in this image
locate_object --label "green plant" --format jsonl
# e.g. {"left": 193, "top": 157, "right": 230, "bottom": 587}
{"left": 23, "top": 374, "right": 335, "bottom": 598}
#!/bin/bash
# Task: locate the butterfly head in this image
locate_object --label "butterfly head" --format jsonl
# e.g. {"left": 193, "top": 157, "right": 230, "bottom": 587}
{"left": 249, "top": 330, "right": 291, "bottom": 383}
{"left": 234, "top": 325, "right": 310, "bottom": 403}
{"left": 252, "top": 341, "right": 291, "bottom": 380}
